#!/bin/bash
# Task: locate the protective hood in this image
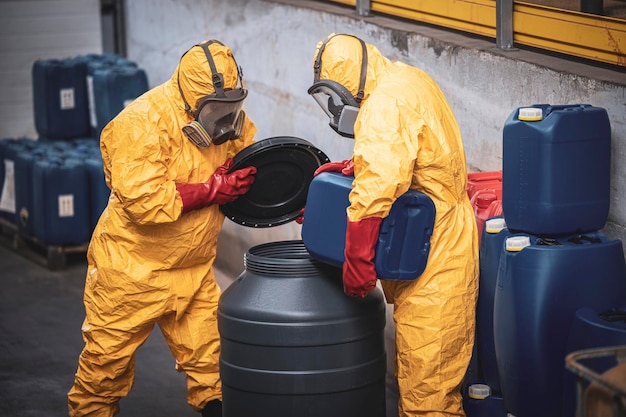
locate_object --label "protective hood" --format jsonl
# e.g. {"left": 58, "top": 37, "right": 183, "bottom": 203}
{"left": 173, "top": 41, "right": 241, "bottom": 114}
{"left": 312, "top": 33, "right": 387, "bottom": 106}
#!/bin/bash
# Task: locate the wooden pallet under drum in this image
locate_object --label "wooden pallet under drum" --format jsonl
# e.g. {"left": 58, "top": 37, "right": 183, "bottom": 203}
{"left": 0, "top": 217, "right": 89, "bottom": 270}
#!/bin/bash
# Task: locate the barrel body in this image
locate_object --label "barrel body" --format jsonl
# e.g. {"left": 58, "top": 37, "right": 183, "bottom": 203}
{"left": 218, "top": 240, "right": 387, "bottom": 417}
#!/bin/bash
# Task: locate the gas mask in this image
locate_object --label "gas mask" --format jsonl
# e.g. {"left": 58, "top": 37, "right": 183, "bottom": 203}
{"left": 178, "top": 41, "right": 247, "bottom": 148}
{"left": 308, "top": 35, "right": 368, "bottom": 139}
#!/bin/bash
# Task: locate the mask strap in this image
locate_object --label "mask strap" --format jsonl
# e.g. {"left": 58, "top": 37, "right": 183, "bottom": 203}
{"left": 199, "top": 40, "right": 225, "bottom": 98}
{"left": 200, "top": 40, "right": 245, "bottom": 94}
{"left": 313, "top": 34, "right": 368, "bottom": 105}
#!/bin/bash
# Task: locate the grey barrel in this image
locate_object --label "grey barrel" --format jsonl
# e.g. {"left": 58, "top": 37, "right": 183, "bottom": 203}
{"left": 218, "top": 240, "right": 387, "bottom": 417}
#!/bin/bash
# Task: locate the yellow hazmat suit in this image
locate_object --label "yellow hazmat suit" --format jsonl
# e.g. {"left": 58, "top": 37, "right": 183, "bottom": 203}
{"left": 67, "top": 42, "right": 256, "bottom": 416}
{"left": 312, "top": 34, "right": 479, "bottom": 416}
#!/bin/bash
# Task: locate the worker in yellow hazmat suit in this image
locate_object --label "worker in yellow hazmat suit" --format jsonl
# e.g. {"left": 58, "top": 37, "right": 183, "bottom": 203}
{"left": 67, "top": 40, "right": 257, "bottom": 417}
{"left": 308, "top": 34, "right": 479, "bottom": 416}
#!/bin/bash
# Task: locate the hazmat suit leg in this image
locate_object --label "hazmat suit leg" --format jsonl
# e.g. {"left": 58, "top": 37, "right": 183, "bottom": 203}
{"left": 67, "top": 273, "right": 155, "bottom": 417}
{"left": 158, "top": 271, "right": 222, "bottom": 411}
{"left": 382, "top": 250, "right": 476, "bottom": 417}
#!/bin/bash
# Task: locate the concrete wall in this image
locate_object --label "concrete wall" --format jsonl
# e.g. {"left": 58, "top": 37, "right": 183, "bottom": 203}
{"left": 124, "top": 0, "right": 626, "bottom": 276}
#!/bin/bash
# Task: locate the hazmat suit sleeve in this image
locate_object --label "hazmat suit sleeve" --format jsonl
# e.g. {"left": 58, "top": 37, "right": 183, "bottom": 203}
{"left": 100, "top": 104, "right": 181, "bottom": 226}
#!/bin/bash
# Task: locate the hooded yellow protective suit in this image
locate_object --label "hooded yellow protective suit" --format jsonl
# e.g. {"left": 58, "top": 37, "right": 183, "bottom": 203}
{"left": 67, "top": 42, "right": 256, "bottom": 416}
{"left": 313, "top": 34, "right": 479, "bottom": 416}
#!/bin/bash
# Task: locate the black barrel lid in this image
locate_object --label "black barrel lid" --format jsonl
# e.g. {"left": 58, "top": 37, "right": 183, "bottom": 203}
{"left": 220, "top": 136, "right": 330, "bottom": 227}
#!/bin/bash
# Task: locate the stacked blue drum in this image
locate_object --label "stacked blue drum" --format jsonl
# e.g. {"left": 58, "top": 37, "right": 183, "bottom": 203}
{"left": 488, "top": 104, "right": 626, "bottom": 417}
{"left": 0, "top": 137, "right": 109, "bottom": 246}
{"left": 32, "top": 58, "right": 91, "bottom": 139}
{"left": 0, "top": 53, "right": 148, "bottom": 252}
{"left": 33, "top": 53, "right": 148, "bottom": 141}
{"left": 80, "top": 54, "right": 148, "bottom": 140}
{"left": 463, "top": 217, "right": 510, "bottom": 417}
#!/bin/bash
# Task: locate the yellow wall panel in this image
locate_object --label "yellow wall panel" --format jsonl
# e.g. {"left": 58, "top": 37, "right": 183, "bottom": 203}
{"left": 324, "top": 0, "right": 626, "bottom": 66}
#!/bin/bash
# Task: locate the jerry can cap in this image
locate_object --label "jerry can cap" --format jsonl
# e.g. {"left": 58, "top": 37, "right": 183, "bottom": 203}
{"left": 518, "top": 107, "right": 543, "bottom": 121}
{"left": 506, "top": 235, "right": 531, "bottom": 251}
{"left": 468, "top": 383, "right": 492, "bottom": 399}
{"left": 485, "top": 217, "right": 507, "bottom": 233}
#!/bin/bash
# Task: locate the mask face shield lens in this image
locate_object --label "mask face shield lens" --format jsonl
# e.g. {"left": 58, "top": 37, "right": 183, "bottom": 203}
{"left": 193, "top": 88, "right": 247, "bottom": 146}
{"left": 307, "top": 80, "right": 360, "bottom": 138}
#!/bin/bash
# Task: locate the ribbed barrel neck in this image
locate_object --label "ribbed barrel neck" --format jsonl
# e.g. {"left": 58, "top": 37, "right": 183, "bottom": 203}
{"left": 244, "top": 240, "right": 325, "bottom": 277}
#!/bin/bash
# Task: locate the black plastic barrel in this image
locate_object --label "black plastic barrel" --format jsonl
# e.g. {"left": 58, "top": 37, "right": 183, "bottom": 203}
{"left": 218, "top": 240, "right": 387, "bottom": 417}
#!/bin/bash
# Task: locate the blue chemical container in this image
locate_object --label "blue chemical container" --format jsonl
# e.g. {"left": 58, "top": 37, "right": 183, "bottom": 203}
{"left": 76, "top": 52, "right": 136, "bottom": 68}
{"left": 1, "top": 138, "right": 39, "bottom": 224}
{"left": 91, "top": 66, "right": 148, "bottom": 140}
{"left": 475, "top": 217, "right": 510, "bottom": 395}
{"left": 493, "top": 232, "right": 626, "bottom": 417}
{"left": 32, "top": 58, "right": 90, "bottom": 139}
{"left": 84, "top": 156, "right": 110, "bottom": 231}
{"left": 84, "top": 60, "right": 110, "bottom": 140}
{"left": 14, "top": 147, "right": 53, "bottom": 236}
{"left": 32, "top": 158, "right": 91, "bottom": 245}
{"left": 562, "top": 306, "right": 626, "bottom": 417}
{"left": 0, "top": 138, "right": 17, "bottom": 221}
{"left": 502, "top": 104, "right": 610, "bottom": 236}
{"left": 0, "top": 138, "right": 10, "bottom": 191}
{"left": 301, "top": 172, "right": 436, "bottom": 280}
{"left": 463, "top": 387, "right": 507, "bottom": 417}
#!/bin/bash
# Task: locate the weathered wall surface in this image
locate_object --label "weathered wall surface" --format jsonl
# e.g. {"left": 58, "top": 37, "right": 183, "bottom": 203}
{"left": 124, "top": 0, "right": 626, "bottom": 275}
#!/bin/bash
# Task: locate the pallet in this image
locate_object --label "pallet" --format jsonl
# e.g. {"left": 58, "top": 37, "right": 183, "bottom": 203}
{"left": 0, "top": 217, "right": 89, "bottom": 270}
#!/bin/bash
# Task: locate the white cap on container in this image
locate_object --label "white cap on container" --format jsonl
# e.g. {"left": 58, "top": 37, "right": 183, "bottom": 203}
{"left": 518, "top": 107, "right": 543, "bottom": 121}
{"left": 506, "top": 235, "right": 531, "bottom": 252}
{"left": 468, "top": 383, "right": 492, "bottom": 399}
{"left": 485, "top": 217, "right": 507, "bottom": 233}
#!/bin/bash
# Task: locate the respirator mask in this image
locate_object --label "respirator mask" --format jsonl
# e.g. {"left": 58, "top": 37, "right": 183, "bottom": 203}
{"left": 308, "top": 35, "right": 368, "bottom": 139}
{"left": 179, "top": 41, "right": 247, "bottom": 148}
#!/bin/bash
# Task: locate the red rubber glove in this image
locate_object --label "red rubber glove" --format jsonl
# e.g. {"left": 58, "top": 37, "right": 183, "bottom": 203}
{"left": 295, "top": 207, "right": 305, "bottom": 224}
{"left": 314, "top": 159, "right": 354, "bottom": 177}
{"left": 176, "top": 158, "right": 257, "bottom": 214}
{"left": 343, "top": 216, "right": 382, "bottom": 298}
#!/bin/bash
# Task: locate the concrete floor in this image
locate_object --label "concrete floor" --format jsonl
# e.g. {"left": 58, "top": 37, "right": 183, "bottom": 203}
{"left": 0, "top": 243, "right": 198, "bottom": 417}
{"left": 0, "top": 237, "right": 399, "bottom": 417}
